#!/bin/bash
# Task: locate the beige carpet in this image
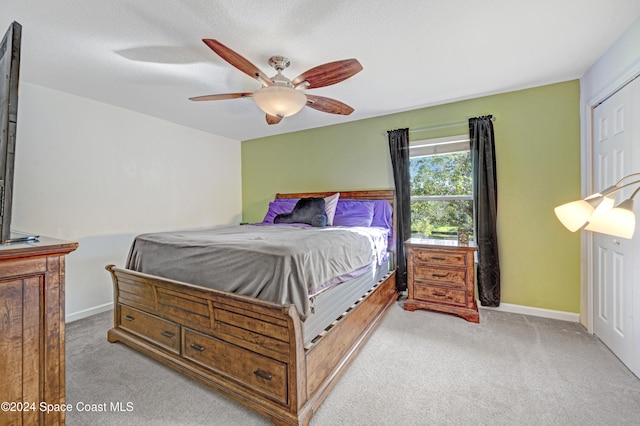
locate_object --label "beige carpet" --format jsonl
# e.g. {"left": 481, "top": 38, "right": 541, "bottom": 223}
{"left": 65, "top": 302, "right": 640, "bottom": 425}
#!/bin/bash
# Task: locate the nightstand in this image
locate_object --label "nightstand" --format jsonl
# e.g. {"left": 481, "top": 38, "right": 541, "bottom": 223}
{"left": 404, "top": 238, "right": 479, "bottom": 323}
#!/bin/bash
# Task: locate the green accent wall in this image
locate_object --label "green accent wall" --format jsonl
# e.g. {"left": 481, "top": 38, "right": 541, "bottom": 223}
{"left": 242, "top": 80, "right": 581, "bottom": 313}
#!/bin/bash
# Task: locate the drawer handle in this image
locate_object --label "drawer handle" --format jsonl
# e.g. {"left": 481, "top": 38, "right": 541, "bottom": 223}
{"left": 432, "top": 257, "right": 446, "bottom": 261}
{"left": 433, "top": 291, "right": 446, "bottom": 297}
{"left": 432, "top": 273, "right": 448, "bottom": 278}
{"left": 160, "top": 330, "right": 175, "bottom": 338}
{"left": 190, "top": 343, "right": 205, "bottom": 352}
{"left": 254, "top": 369, "right": 273, "bottom": 381}
{"left": 123, "top": 315, "right": 134, "bottom": 321}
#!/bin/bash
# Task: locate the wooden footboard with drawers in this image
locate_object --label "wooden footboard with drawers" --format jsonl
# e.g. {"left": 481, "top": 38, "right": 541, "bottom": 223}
{"left": 107, "top": 265, "right": 396, "bottom": 425}
{"left": 106, "top": 190, "right": 397, "bottom": 425}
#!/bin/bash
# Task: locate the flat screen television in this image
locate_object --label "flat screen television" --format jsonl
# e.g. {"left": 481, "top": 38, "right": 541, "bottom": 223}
{"left": 0, "top": 22, "right": 36, "bottom": 243}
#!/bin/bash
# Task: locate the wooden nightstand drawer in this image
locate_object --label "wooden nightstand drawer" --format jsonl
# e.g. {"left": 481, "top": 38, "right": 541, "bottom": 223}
{"left": 414, "top": 249, "right": 467, "bottom": 266}
{"left": 414, "top": 266, "right": 466, "bottom": 286}
{"left": 183, "top": 328, "right": 288, "bottom": 405}
{"left": 119, "top": 305, "right": 180, "bottom": 354}
{"left": 414, "top": 284, "right": 466, "bottom": 306}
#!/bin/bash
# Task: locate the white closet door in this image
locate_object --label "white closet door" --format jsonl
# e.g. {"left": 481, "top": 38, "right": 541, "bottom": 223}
{"left": 592, "top": 77, "right": 638, "bottom": 373}
{"left": 631, "top": 77, "right": 640, "bottom": 378}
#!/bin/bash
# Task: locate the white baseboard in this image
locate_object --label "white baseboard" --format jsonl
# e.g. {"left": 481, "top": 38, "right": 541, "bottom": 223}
{"left": 64, "top": 300, "right": 580, "bottom": 325}
{"left": 66, "top": 302, "right": 113, "bottom": 323}
{"left": 480, "top": 302, "right": 580, "bottom": 323}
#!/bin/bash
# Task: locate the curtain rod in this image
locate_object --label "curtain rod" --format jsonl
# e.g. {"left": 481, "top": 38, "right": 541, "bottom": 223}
{"left": 409, "top": 116, "right": 496, "bottom": 134}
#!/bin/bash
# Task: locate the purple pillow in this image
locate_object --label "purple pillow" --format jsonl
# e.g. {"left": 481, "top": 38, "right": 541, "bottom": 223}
{"left": 333, "top": 200, "right": 375, "bottom": 227}
{"left": 261, "top": 198, "right": 299, "bottom": 223}
{"left": 371, "top": 199, "right": 392, "bottom": 230}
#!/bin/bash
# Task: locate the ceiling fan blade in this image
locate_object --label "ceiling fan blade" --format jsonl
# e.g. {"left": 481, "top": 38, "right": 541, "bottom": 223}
{"left": 266, "top": 114, "right": 283, "bottom": 125}
{"left": 202, "top": 39, "right": 272, "bottom": 86}
{"left": 292, "top": 59, "right": 363, "bottom": 89}
{"left": 305, "top": 95, "right": 354, "bottom": 115}
{"left": 189, "top": 92, "right": 253, "bottom": 101}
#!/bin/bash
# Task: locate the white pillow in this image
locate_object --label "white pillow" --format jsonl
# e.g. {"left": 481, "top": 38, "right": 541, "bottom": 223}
{"left": 324, "top": 192, "right": 340, "bottom": 225}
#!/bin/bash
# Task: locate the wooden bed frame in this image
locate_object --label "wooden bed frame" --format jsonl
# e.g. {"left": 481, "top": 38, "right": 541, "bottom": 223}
{"left": 106, "top": 190, "right": 397, "bottom": 425}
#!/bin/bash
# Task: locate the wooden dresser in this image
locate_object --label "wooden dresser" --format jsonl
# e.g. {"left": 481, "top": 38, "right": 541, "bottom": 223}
{"left": 404, "top": 238, "right": 479, "bottom": 323}
{"left": 0, "top": 236, "right": 78, "bottom": 425}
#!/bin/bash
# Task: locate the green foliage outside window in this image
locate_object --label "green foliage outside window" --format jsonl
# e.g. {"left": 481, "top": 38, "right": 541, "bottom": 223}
{"left": 410, "top": 151, "right": 473, "bottom": 239}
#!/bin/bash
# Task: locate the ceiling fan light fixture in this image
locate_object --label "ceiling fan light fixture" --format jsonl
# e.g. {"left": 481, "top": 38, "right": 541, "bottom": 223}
{"left": 195, "top": 41, "right": 363, "bottom": 124}
{"left": 252, "top": 84, "right": 307, "bottom": 117}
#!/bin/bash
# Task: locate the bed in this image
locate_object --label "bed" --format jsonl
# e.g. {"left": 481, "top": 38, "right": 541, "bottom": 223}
{"left": 106, "top": 190, "right": 397, "bottom": 425}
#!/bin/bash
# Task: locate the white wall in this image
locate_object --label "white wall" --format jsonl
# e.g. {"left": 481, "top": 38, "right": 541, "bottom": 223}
{"left": 579, "top": 16, "right": 640, "bottom": 330}
{"left": 12, "top": 83, "right": 242, "bottom": 321}
{"left": 580, "top": 18, "right": 640, "bottom": 106}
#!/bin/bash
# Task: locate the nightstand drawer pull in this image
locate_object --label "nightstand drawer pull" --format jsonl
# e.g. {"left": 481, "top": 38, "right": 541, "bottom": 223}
{"left": 190, "top": 343, "right": 205, "bottom": 352}
{"left": 123, "top": 315, "right": 134, "bottom": 321}
{"left": 433, "top": 291, "right": 446, "bottom": 297}
{"left": 161, "top": 330, "right": 175, "bottom": 338}
{"left": 254, "top": 369, "right": 273, "bottom": 381}
{"left": 432, "top": 257, "right": 446, "bottom": 261}
{"left": 432, "top": 273, "right": 448, "bottom": 278}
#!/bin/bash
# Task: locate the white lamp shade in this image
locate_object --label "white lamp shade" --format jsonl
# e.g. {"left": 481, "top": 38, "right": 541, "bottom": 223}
{"left": 554, "top": 199, "right": 596, "bottom": 232}
{"left": 591, "top": 196, "right": 615, "bottom": 217}
{"left": 252, "top": 85, "right": 307, "bottom": 117}
{"left": 584, "top": 199, "right": 635, "bottom": 239}
{"left": 554, "top": 194, "right": 614, "bottom": 232}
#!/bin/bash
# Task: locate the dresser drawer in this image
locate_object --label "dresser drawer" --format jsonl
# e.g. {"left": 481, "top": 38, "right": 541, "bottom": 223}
{"left": 413, "top": 265, "right": 466, "bottom": 286}
{"left": 414, "top": 249, "right": 467, "bottom": 267}
{"left": 119, "top": 305, "right": 180, "bottom": 354}
{"left": 413, "top": 284, "right": 466, "bottom": 306}
{"left": 183, "top": 328, "right": 288, "bottom": 405}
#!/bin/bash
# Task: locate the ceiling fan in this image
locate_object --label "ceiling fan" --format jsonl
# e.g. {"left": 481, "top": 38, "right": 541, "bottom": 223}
{"left": 190, "top": 39, "right": 363, "bottom": 125}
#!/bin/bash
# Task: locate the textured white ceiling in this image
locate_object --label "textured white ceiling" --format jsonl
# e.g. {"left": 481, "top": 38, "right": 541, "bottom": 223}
{"left": 3, "top": 0, "right": 640, "bottom": 141}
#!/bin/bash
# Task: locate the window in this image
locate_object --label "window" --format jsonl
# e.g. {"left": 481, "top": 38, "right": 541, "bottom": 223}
{"left": 409, "top": 135, "right": 473, "bottom": 240}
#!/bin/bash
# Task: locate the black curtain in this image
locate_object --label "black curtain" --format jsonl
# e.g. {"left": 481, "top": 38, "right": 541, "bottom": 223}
{"left": 387, "top": 128, "right": 410, "bottom": 292}
{"left": 469, "top": 116, "right": 500, "bottom": 306}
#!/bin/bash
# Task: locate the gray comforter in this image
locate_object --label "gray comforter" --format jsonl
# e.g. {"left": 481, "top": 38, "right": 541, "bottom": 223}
{"left": 126, "top": 224, "right": 389, "bottom": 320}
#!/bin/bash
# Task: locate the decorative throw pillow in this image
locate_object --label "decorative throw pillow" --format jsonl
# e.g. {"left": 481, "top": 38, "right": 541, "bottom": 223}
{"left": 274, "top": 197, "right": 328, "bottom": 227}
